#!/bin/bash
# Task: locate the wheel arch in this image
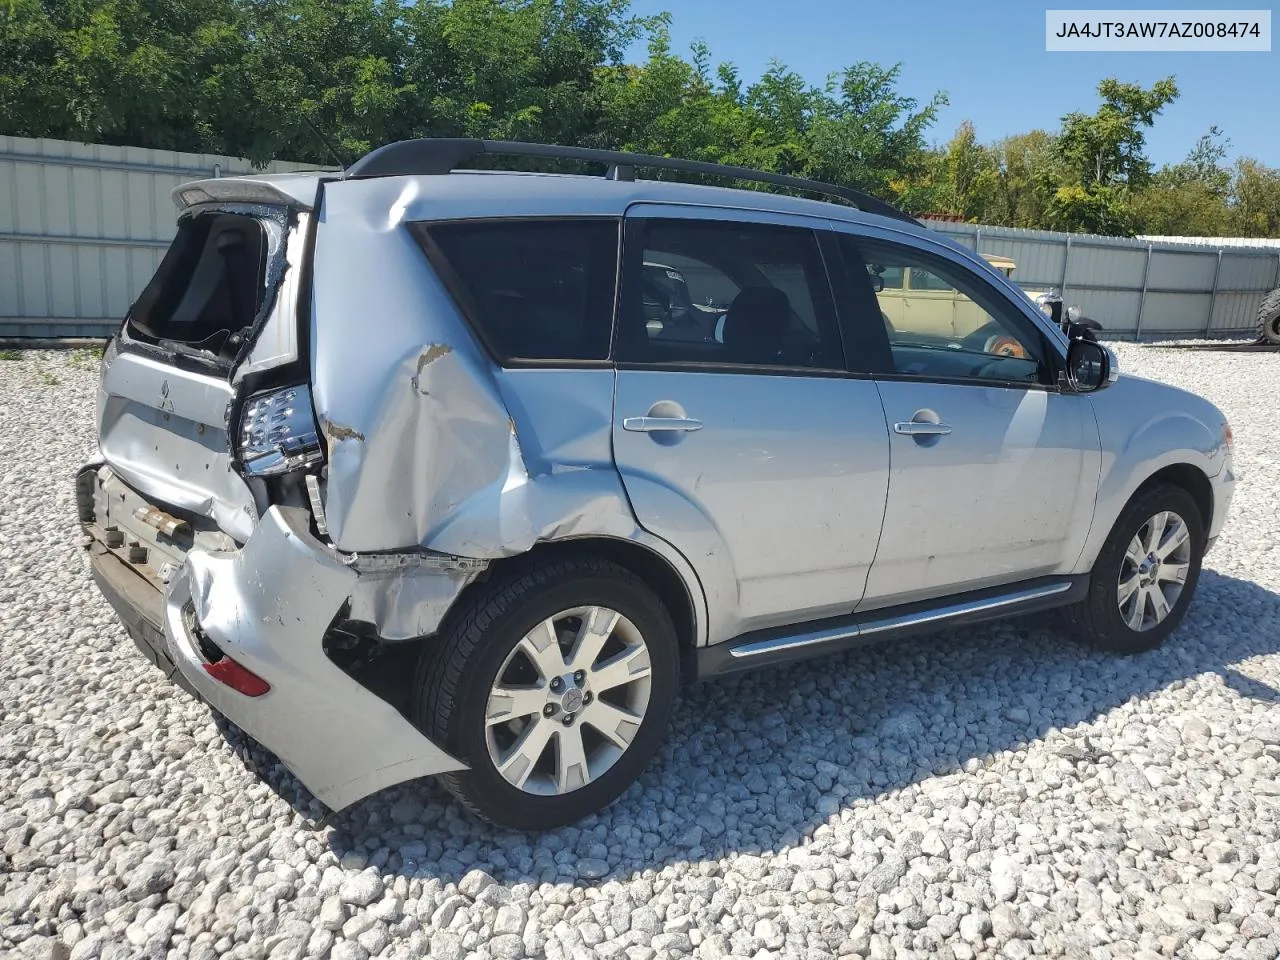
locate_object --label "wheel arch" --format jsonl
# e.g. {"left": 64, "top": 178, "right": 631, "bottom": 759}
{"left": 1076, "top": 459, "right": 1215, "bottom": 575}
{"left": 1132, "top": 463, "right": 1213, "bottom": 533}
{"left": 456, "top": 536, "right": 705, "bottom": 660}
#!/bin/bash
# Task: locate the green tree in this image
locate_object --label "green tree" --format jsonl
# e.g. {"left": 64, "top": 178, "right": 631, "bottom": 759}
{"left": 9, "top": 0, "right": 1249, "bottom": 242}
{"left": 935, "top": 121, "right": 997, "bottom": 220}
{"left": 1, "top": 0, "right": 254, "bottom": 152}
{"left": 594, "top": 38, "right": 944, "bottom": 204}
{"left": 1131, "top": 128, "right": 1232, "bottom": 236}
{"left": 1058, "top": 76, "right": 1179, "bottom": 189}
{"left": 0, "top": 0, "right": 649, "bottom": 164}
{"left": 1230, "top": 158, "right": 1280, "bottom": 237}
{"left": 984, "top": 130, "right": 1060, "bottom": 228}
{"left": 804, "top": 62, "right": 946, "bottom": 205}
{"left": 1052, "top": 76, "right": 1179, "bottom": 234}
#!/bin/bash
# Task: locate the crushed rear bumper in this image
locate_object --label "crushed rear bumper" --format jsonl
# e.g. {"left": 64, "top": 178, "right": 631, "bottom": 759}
{"left": 87, "top": 539, "right": 199, "bottom": 699}
{"left": 79, "top": 464, "right": 470, "bottom": 809}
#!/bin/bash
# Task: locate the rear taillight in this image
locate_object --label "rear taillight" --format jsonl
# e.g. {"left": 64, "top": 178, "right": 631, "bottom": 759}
{"left": 202, "top": 656, "right": 271, "bottom": 697}
{"left": 188, "top": 606, "right": 271, "bottom": 696}
{"left": 237, "top": 385, "right": 323, "bottom": 477}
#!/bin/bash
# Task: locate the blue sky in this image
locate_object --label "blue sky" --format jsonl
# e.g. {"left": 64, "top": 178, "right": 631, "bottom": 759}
{"left": 625, "top": 0, "right": 1277, "bottom": 166}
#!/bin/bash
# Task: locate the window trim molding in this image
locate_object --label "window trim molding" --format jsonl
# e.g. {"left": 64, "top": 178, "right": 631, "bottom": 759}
{"left": 615, "top": 360, "right": 868, "bottom": 380}
{"left": 409, "top": 216, "right": 622, "bottom": 369}
{"left": 871, "top": 371, "right": 1063, "bottom": 393}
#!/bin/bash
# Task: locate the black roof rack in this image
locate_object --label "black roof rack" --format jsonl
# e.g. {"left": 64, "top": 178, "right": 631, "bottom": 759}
{"left": 344, "top": 138, "right": 918, "bottom": 225}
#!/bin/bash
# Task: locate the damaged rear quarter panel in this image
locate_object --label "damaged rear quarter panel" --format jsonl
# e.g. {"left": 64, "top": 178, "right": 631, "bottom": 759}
{"left": 309, "top": 178, "right": 707, "bottom": 645}
{"left": 310, "top": 178, "right": 515, "bottom": 553}
{"left": 309, "top": 179, "right": 711, "bottom": 642}
{"left": 310, "top": 179, "right": 632, "bottom": 556}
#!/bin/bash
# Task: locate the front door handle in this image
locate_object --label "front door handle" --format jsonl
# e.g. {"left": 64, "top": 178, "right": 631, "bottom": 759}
{"left": 623, "top": 416, "right": 704, "bottom": 433}
{"left": 893, "top": 421, "right": 952, "bottom": 437}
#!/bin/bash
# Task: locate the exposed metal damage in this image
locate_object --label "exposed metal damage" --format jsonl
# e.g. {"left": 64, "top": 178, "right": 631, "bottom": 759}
{"left": 318, "top": 418, "right": 365, "bottom": 445}
{"left": 171, "top": 506, "right": 468, "bottom": 808}
{"left": 410, "top": 343, "right": 452, "bottom": 394}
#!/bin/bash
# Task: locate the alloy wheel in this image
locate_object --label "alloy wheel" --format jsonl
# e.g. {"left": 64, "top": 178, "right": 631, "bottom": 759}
{"left": 1116, "top": 510, "right": 1192, "bottom": 632}
{"left": 484, "top": 606, "right": 652, "bottom": 795}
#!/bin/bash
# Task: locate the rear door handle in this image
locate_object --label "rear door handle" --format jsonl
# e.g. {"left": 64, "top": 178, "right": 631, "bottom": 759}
{"left": 893, "top": 421, "right": 952, "bottom": 437}
{"left": 623, "top": 416, "right": 704, "bottom": 433}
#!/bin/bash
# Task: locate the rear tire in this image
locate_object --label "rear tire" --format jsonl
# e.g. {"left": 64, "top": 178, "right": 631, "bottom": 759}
{"left": 1255, "top": 287, "right": 1280, "bottom": 345}
{"left": 412, "top": 556, "right": 679, "bottom": 830}
{"left": 1064, "top": 483, "right": 1205, "bottom": 654}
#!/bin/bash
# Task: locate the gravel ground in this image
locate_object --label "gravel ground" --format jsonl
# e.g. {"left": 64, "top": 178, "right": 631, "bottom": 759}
{"left": 1, "top": 343, "right": 1278, "bottom": 960}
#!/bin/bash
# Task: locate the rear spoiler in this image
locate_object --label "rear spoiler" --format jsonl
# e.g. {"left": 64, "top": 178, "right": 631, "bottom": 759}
{"left": 172, "top": 175, "right": 329, "bottom": 212}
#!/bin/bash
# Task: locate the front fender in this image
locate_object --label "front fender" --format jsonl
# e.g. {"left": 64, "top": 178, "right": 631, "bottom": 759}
{"left": 1074, "top": 375, "right": 1227, "bottom": 572}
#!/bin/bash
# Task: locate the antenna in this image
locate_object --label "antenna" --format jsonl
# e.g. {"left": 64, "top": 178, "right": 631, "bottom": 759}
{"left": 301, "top": 114, "right": 350, "bottom": 174}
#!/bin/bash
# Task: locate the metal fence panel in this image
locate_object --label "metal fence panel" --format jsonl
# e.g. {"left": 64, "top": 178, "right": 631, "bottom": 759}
{"left": 1146, "top": 249, "right": 1218, "bottom": 291}
{"left": 1142, "top": 292, "right": 1214, "bottom": 332}
{"left": 1067, "top": 243, "right": 1148, "bottom": 292}
{"left": 982, "top": 237, "right": 1066, "bottom": 288}
{"left": 0, "top": 135, "right": 327, "bottom": 339}
{"left": 1211, "top": 292, "right": 1263, "bottom": 332}
{"left": 1219, "top": 252, "right": 1280, "bottom": 290}
{"left": 925, "top": 219, "right": 1277, "bottom": 337}
{"left": 1077, "top": 290, "right": 1143, "bottom": 331}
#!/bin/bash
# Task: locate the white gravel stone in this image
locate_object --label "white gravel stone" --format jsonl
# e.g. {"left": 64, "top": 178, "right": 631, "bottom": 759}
{"left": 959, "top": 911, "right": 991, "bottom": 941}
{"left": 458, "top": 869, "right": 496, "bottom": 900}
{"left": 2, "top": 343, "right": 1279, "bottom": 960}
{"left": 989, "top": 855, "right": 1020, "bottom": 902}
{"left": 320, "top": 895, "right": 348, "bottom": 931}
{"left": 339, "top": 871, "right": 384, "bottom": 907}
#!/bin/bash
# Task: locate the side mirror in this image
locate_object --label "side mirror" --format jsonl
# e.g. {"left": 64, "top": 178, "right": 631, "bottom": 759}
{"left": 869, "top": 274, "right": 885, "bottom": 293}
{"left": 1065, "top": 338, "right": 1118, "bottom": 393}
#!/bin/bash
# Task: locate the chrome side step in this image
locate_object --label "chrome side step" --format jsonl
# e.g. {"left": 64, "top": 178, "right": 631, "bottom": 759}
{"left": 696, "top": 578, "right": 1082, "bottom": 680}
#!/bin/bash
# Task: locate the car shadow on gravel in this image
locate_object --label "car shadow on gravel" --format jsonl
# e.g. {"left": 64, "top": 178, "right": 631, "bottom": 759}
{"left": 210, "top": 567, "right": 1280, "bottom": 887}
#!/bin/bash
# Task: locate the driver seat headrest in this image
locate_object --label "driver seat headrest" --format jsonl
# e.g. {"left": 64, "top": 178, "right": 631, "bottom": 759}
{"left": 721, "top": 287, "right": 791, "bottom": 364}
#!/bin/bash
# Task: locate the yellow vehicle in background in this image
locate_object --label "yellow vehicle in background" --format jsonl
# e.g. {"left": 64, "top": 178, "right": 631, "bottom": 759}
{"left": 871, "top": 253, "right": 1032, "bottom": 358}
{"left": 871, "top": 252, "right": 1101, "bottom": 360}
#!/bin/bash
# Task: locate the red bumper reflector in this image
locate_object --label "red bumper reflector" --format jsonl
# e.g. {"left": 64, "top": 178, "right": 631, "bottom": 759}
{"left": 202, "top": 657, "right": 271, "bottom": 697}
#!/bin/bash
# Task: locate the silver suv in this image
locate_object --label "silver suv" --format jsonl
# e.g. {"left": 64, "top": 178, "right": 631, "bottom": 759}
{"left": 78, "top": 140, "right": 1236, "bottom": 830}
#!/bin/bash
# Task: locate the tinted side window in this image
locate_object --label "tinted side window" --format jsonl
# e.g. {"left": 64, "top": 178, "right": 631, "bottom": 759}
{"left": 618, "top": 219, "right": 843, "bottom": 370}
{"left": 839, "top": 235, "right": 1048, "bottom": 386}
{"left": 418, "top": 219, "right": 619, "bottom": 362}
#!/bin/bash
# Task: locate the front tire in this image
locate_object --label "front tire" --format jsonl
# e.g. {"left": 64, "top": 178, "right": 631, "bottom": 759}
{"left": 1064, "top": 483, "right": 1205, "bottom": 654}
{"left": 412, "top": 556, "right": 679, "bottom": 830}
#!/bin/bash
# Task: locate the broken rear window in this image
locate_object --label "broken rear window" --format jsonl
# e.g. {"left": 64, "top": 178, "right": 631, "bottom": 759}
{"left": 127, "top": 212, "right": 269, "bottom": 362}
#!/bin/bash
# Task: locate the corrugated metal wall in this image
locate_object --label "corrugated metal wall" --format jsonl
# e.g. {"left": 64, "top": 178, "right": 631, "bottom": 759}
{"left": 3, "top": 135, "right": 1278, "bottom": 339}
{"left": 928, "top": 220, "right": 1280, "bottom": 338}
{"left": 0, "top": 135, "right": 326, "bottom": 338}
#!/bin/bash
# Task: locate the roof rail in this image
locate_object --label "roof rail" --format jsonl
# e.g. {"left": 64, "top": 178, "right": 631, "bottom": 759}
{"left": 344, "top": 138, "right": 918, "bottom": 225}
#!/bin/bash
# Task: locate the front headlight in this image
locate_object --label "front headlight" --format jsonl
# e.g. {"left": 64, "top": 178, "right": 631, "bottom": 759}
{"left": 237, "top": 384, "right": 324, "bottom": 477}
